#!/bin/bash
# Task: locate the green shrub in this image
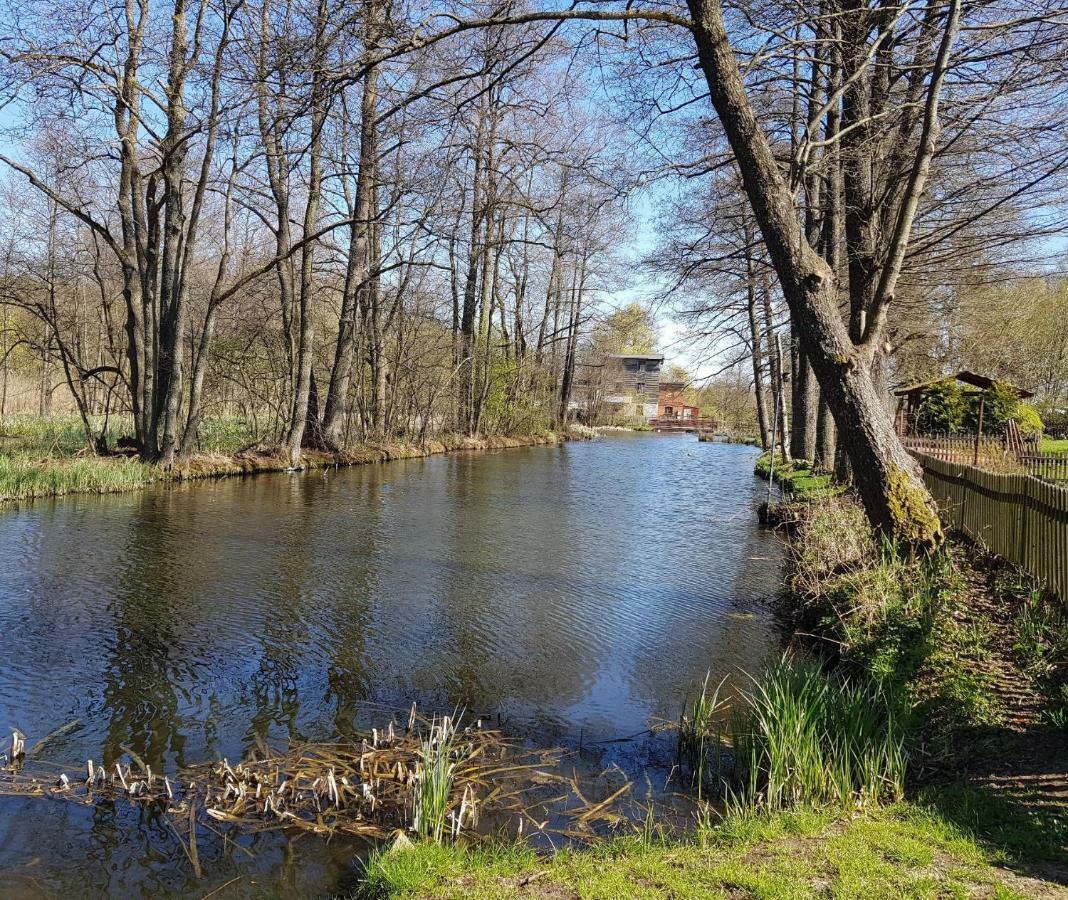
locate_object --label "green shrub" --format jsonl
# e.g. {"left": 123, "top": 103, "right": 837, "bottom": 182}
{"left": 917, "top": 380, "right": 966, "bottom": 434}
{"left": 1012, "top": 402, "right": 1044, "bottom": 437}
{"left": 963, "top": 381, "right": 1018, "bottom": 436}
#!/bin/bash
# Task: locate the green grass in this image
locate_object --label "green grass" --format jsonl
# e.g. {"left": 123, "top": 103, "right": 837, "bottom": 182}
{"left": 0, "top": 413, "right": 263, "bottom": 503}
{"left": 0, "top": 454, "right": 154, "bottom": 501}
{"left": 924, "top": 780, "right": 1068, "bottom": 866}
{"left": 755, "top": 452, "right": 843, "bottom": 500}
{"left": 0, "top": 413, "right": 124, "bottom": 458}
{"left": 360, "top": 803, "right": 1031, "bottom": 898}
{"left": 728, "top": 655, "right": 907, "bottom": 814}
{"left": 997, "top": 570, "right": 1068, "bottom": 730}
{"left": 0, "top": 413, "right": 261, "bottom": 458}
{"left": 1039, "top": 437, "right": 1068, "bottom": 454}
{"left": 189, "top": 416, "right": 262, "bottom": 454}
{"left": 788, "top": 500, "right": 1005, "bottom": 748}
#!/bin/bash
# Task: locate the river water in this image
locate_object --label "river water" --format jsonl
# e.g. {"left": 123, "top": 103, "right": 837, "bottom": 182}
{"left": 0, "top": 433, "right": 783, "bottom": 896}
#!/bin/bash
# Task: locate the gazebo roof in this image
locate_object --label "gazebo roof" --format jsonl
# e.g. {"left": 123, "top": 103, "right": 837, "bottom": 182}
{"left": 893, "top": 370, "right": 1033, "bottom": 400}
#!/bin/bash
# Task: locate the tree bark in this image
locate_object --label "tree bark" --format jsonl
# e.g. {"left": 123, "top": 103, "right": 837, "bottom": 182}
{"left": 322, "top": 0, "right": 380, "bottom": 447}
{"left": 686, "top": 0, "right": 942, "bottom": 547}
{"left": 790, "top": 342, "right": 818, "bottom": 461}
{"left": 283, "top": 0, "right": 329, "bottom": 464}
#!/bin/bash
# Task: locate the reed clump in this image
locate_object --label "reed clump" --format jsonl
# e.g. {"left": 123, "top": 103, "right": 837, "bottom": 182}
{"left": 412, "top": 716, "right": 470, "bottom": 843}
{"left": 728, "top": 655, "right": 907, "bottom": 814}
{"left": 0, "top": 454, "right": 154, "bottom": 501}
{"left": 675, "top": 655, "right": 908, "bottom": 816}
{"left": 677, "top": 672, "right": 727, "bottom": 798}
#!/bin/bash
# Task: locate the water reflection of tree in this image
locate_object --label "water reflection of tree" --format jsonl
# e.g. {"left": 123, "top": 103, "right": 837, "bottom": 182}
{"left": 420, "top": 449, "right": 599, "bottom": 720}
{"left": 321, "top": 472, "right": 378, "bottom": 738}
{"left": 241, "top": 476, "right": 323, "bottom": 752}
{"left": 101, "top": 491, "right": 190, "bottom": 770}
{"left": 624, "top": 487, "right": 784, "bottom": 725}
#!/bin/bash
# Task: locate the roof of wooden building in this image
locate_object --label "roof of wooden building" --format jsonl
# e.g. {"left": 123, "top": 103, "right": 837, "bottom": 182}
{"left": 893, "top": 370, "right": 1034, "bottom": 399}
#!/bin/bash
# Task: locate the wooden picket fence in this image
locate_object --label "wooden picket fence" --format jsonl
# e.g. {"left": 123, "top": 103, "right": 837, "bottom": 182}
{"left": 913, "top": 452, "right": 1068, "bottom": 601}
{"left": 902, "top": 433, "right": 1020, "bottom": 469}
{"left": 1018, "top": 453, "right": 1068, "bottom": 483}
{"left": 902, "top": 433, "right": 1068, "bottom": 483}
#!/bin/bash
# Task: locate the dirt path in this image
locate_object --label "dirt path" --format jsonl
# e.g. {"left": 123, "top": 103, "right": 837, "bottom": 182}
{"left": 938, "top": 548, "right": 1068, "bottom": 891}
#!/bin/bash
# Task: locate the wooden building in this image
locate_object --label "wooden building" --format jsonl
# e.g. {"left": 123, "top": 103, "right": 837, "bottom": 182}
{"left": 893, "top": 370, "right": 1033, "bottom": 435}
{"left": 603, "top": 353, "right": 664, "bottom": 421}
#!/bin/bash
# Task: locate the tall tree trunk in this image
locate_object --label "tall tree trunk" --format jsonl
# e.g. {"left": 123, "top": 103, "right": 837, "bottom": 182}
{"left": 322, "top": 3, "right": 380, "bottom": 446}
{"left": 283, "top": 0, "right": 329, "bottom": 464}
{"left": 744, "top": 229, "right": 770, "bottom": 449}
{"left": 686, "top": 0, "right": 942, "bottom": 547}
{"left": 557, "top": 252, "right": 587, "bottom": 426}
{"left": 790, "top": 344, "right": 818, "bottom": 461}
{"left": 815, "top": 395, "right": 836, "bottom": 471}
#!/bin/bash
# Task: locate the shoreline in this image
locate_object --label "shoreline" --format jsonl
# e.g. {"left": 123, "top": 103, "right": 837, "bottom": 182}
{"left": 0, "top": 430, "right": 582, "bottom": 507}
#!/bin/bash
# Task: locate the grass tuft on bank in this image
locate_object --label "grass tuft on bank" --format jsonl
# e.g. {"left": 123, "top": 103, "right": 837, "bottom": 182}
{"left": 729, "top": 654, "right": 907, "bottom": 814}
{"left": 785, "top": 496, "right": 1012, "bottom": 754}
{"left": 0, "top": 454, "right": 155, "bottom": 502}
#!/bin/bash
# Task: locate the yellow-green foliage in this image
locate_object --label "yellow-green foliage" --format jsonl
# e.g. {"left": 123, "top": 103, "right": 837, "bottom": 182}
{"left": 1012, "top": 402, "right": 1043, "bottom": 437}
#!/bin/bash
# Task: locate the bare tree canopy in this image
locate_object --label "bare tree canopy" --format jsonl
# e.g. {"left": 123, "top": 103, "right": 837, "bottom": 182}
{"left": 0, "top": 0, "right": 1065, "bottom": 541}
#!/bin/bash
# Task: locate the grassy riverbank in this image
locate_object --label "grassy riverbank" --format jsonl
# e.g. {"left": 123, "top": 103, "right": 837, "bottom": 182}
{"left": 754, "top": 451, "right": 843, "bottom": 501}
{"left": 363, "top": 801, "right": 1058, "bottom": 898}
{"left": 362, "top": 490, "right": 1068, "bottom": 898}
{"left": 0, "top": 414, "right": 578, "bottom": 504}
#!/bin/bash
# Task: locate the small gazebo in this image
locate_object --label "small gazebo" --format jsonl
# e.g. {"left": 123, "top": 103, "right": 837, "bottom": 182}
{"left": 893, "top": 371, "right": 1033, "bottom": 436}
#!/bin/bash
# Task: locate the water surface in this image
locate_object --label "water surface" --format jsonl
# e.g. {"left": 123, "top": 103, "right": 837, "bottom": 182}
{"left": 0, "top": 433, "right": 782, "bottom": 896}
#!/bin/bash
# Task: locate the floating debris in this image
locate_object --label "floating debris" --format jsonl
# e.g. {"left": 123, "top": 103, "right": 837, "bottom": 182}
{"left": 0, "top": 710, "right": 574, "bottom": 843}
{"left": 0, "top": 709, "right": 675, "bottom": 864}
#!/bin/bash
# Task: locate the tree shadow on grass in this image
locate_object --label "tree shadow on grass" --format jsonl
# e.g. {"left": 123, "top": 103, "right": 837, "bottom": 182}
{"left": 920, "top": 722, "right": 1068, "bottom": 887}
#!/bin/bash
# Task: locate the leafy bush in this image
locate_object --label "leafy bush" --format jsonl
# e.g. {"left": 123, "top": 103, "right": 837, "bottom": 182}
{"left": 917, "top": 380, "right": 966, "bottom": 434}
{"left": 1012, "top": 402, "right": 1044, "bottom": 437}
{"left": 963, "top": 381, "right": 1017, "bottom": 436}
{"left": 916, "top": 380, "right": 1041, "bottom": 437}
